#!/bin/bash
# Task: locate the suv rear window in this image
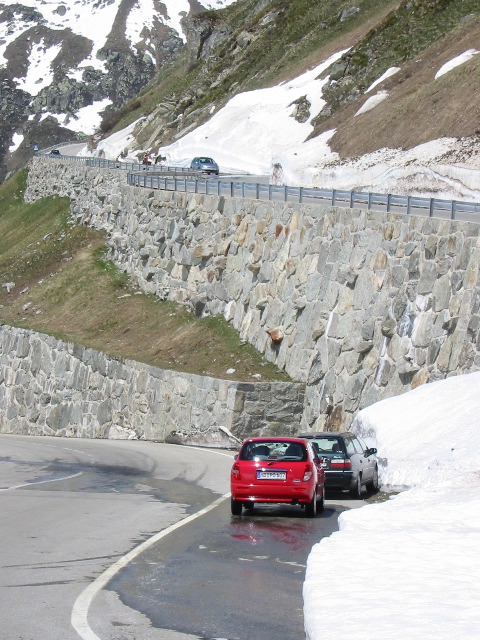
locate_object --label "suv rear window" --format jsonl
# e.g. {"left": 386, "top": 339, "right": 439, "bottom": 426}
{"left": 311, "top": 438, "right": 343, "bottom": 454}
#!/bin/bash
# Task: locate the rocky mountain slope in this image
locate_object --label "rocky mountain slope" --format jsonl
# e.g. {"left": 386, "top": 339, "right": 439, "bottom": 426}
{"left": 2, "top": 0, "right": 479, "bottom": 198}
{"left": 88, "top": 0, "right": 479, "bottom": 199}
{"left": 0, "top": 0, "right": 235, "bottom": 182}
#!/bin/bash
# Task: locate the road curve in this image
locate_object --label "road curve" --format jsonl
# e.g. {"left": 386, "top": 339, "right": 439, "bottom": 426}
{"left": 0, "top": 434, "right": 232, "bottom": 640}
{"left": 0, "top": 434, "right": 357, "bottom": 640}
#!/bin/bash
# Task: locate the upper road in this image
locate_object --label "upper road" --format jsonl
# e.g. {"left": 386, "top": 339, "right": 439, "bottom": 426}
{"left": 0, "top": 434, "right": 360, "bottom": 640}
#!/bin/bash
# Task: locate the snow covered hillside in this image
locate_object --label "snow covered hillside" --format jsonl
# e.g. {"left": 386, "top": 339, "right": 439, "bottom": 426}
{"left": 81, "top": 0, "right": 479, "bottom": 202}
{"left": 1, "top": 0, "right": 236, "bottom": 83}
{"left": 91, "top": 47, "right": 480, "bottom": 202}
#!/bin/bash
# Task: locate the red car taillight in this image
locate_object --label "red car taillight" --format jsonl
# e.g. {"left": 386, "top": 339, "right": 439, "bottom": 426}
{"left": 231, "top": 463, "right": 241, "bottom": 479}
{"left": 303, "top": 463, "right": 313, "bottom": 482}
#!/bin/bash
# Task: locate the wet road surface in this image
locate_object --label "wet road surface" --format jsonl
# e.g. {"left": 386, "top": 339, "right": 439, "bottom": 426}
{"left": 106, "top": 499, "right": 346, "bottom": 640}
{"left": 0, "top": 435, "right": 361, "bottom": 640}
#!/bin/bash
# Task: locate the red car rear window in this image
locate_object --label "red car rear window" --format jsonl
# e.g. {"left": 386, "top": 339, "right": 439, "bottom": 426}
{"left": 240, "top": 441, "right": 307, "bottom": 461}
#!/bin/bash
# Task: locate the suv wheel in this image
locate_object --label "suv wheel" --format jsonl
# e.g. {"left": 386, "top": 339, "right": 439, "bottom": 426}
{"left": 366, "top": 467, "right": 379, "bottom": 492}
{"left": 350, "top": 474, "right": 363, "bottom": 499}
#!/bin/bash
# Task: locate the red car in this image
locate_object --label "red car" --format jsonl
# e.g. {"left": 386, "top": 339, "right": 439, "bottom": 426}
{"left": 230, "top": 437, "right": 326, "bottom": 517}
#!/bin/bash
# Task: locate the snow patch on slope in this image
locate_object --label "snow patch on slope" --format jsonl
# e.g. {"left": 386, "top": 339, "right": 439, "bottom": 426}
{"left": 435, "top": 49, "right": 479, "bottom": 79}
{"left": 365, "top": 67, "right": 400, "bottom": 93}
{"left": 13, "top": 41, "right": 61, "bottom": 96}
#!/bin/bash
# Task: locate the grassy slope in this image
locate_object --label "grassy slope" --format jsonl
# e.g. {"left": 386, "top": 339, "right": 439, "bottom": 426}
{"left": 0, "top": 170, "right": 290, "bottom": 382}
{"left": 313, "top": 0, "right": 480, "bottom": 155}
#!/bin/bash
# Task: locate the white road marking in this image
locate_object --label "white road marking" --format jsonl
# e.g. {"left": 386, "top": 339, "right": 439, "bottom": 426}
{"left": 0, "top": 472, "right": 83, "bottom": 491}
{"left": 2, "top": 437, "right": 96, "bottom": 462}
{"left": 275, "top": 558, "right": 306, "bottom": 568}
{"left": 64, "top": 446, "right": 96, "bottom": 462}
{"left": 176, "top": 445, "right": 235, "bottom": 459}
{"left": 71, "top": 492, "right": 230, "bottom": 640}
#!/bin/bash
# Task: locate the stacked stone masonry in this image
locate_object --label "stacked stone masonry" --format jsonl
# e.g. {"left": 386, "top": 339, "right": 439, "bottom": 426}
{"left": 0, "top": 325, "right": 305, "bottom": 440}
{"left": 22, "top": 158, "right": 480, "bottom": 433}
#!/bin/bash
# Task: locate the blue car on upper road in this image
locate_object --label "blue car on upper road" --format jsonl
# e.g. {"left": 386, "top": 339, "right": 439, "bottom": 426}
{"left": 190, "top": 156, "right": 219, "bottom": 175}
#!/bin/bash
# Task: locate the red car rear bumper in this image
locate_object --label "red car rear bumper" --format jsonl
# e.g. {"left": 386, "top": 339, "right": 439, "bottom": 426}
{"left": 231, "top": 483, "right": 316, "bottom": 504}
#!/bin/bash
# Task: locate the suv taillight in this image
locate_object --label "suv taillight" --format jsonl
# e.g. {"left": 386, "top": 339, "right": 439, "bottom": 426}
{"left": 330, "top": 458, "right": 351, "bottom": 470}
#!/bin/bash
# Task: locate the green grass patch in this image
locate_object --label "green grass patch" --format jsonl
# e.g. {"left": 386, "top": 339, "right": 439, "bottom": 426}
{"left": 92, "top": 246, "right": 129, "bottom": 288}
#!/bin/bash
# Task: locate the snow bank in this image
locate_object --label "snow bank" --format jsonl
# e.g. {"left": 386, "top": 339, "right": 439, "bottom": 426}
{"left": 304, "top": 372, "right": 480, "bottom": 640}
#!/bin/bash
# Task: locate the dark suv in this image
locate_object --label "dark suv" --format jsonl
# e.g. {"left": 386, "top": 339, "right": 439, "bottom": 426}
{"left": 298, "top": 432, "right": 378, "bottom": 498}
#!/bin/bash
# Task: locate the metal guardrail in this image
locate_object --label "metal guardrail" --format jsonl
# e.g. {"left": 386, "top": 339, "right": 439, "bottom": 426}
{"left": 85, "top": 157, "right": 192, "bottom": 173}
{"left": 39, "top": 153, "right": 480, "bottom": 222}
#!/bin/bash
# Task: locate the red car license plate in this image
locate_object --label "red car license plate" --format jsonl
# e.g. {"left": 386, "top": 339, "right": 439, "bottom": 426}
{"left": 257, "top": 470, "right": 286, "bottom": 480}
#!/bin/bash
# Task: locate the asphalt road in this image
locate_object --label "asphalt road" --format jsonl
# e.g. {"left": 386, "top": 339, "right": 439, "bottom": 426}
{"left": 0, "top": 435, "right": 362, "bottom": 640}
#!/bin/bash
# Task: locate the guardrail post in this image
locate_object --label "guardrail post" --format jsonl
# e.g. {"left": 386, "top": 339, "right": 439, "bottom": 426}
{"left": 387, "top": 194, "right": 391, "bottom": 212}
{"left": 350, "top": 191, "right": 354, "bottom": 208}
{"left": 407, "top": 196, "right": 412, "bottom": 215}
{"left": 429, "top": 199, "right": 434, "bottom": 217}
{"left": 368, "top": 192, "right": 373, "bottom": 210}
{"left": 256, "top": 183, "right": 260, "bottom": 200}
{"left": 299, "top": 187, "right": 304, "bottom": 203}
{"left": 269, "top": 185, "right": 272, "bottom": 201}
{"left": 452, "top": 201, "right": 457, "bottom": 220}
{"left": 284, "top": 185, "right": 287, "bottom": 202}
{"left": 230, "top": 181, "right": 234, "bottom": 197}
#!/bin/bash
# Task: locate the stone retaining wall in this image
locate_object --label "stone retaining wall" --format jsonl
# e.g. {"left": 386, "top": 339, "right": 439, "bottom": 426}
{"left": 0, "top": 325, "right": 305, "bottom": 441}
{"left": 24, "top": 158, "right": 480, "bottom": 431}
